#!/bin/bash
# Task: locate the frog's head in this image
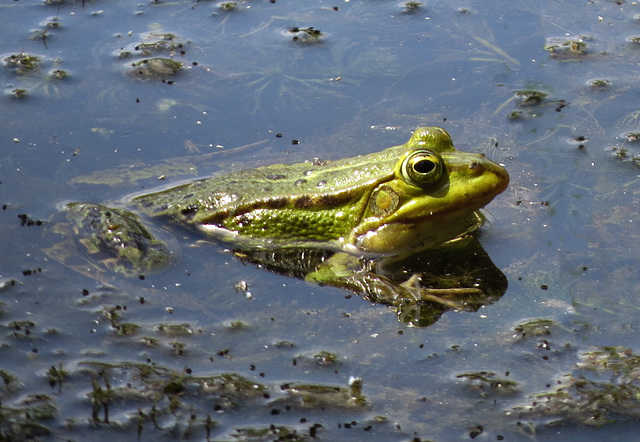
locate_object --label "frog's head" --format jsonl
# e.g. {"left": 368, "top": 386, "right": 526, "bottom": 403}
{"left": 351, "top": 127, "right": 509, "bottom": 254}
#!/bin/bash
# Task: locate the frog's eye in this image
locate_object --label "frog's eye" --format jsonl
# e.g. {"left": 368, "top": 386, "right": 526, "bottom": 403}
{"left": 402, "top": 150, "right": 445, "bottom": 189}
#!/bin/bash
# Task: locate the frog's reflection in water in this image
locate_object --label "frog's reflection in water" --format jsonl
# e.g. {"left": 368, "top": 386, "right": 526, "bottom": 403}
{"left": 236, "top": 235, "right": 507, "bottom": 328}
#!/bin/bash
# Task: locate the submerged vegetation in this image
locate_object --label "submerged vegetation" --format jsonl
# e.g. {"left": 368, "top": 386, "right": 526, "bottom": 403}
{"left": 402, "top": 2, "right": 423, "bottom": 13}
{"left": 111, "top": 31, "right": 190, "bottom": 82}
{"left": 544, "top": 37, "right": 589, "bottom": 58}
{"left": 2, "top": 52, "right": 41, "bottom": 73}
{"left": 129, "top": 57, "right": 183, "bottom": 80}
{"left": 287, "top": 26, "right": 324, "bottom": 43}
{"left": 512, "top": 347, "right": 640, "bottom": 427}
{"left": 1, "top": 52, "right": 70, "bottom": 98}
{"left": 0, "top": 359, "right": 367, "bottom": 439}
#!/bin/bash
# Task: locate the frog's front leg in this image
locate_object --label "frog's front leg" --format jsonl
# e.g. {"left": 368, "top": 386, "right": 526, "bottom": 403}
{"left": 305, "top": 252, "right": 482, "bottom": 309}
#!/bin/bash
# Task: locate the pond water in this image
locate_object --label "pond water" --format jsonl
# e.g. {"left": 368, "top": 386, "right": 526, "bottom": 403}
{"left": 2, "top": 0, "right": 640, "bottom": 440}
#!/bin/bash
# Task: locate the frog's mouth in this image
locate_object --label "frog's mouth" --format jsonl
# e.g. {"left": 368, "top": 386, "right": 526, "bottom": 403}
{"left": 407, "top": 164, "right": 509, "bottom": 221}
{"left": 351, "top": 164, "right": 509, "bottom": 255}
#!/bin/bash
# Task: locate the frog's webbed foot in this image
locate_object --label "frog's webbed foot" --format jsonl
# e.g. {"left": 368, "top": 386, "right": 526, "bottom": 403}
{"left": 399, "top": 273, "right": 484, "bottom": 309}
{"left": 330, "top": 270, "right": 482, "bottom": 328}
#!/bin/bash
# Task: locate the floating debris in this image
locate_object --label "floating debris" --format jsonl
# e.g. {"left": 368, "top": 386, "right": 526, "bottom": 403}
{"left": 287, "top": 26, "right": 324, "bottom": 43}
{"left": 2, "top": 53, "right": 41, "bottom": 73}
{"left": 587, "top": 78, "right": 611, "bottom": 89}
{"left": 544, "top": 37, "right": 589, "bottom": 58}
{"left": 218, "top": 1, "right": 237, "bottom": 10}
{"left": 129, "top": 57, "right": 183, "bottom": 80}
{"left": 402, "top": 1, "right": 423, "bottom": 13}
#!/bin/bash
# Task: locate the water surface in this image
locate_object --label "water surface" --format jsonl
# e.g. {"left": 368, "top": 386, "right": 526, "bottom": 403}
{"left": 2, "top": 0, "right": 640, "bottom": 440}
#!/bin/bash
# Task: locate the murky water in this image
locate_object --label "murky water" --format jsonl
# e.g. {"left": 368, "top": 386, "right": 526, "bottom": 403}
{"left": 2, "top": 0, "right": 640, "bottom": 440}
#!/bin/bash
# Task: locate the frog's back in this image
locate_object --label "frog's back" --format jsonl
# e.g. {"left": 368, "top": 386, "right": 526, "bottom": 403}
{"left": 131, "top": 147, "right": 402, "bottom": 243}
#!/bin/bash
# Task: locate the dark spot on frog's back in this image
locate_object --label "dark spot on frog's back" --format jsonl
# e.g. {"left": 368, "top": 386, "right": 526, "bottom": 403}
{"left": 138, "top": 200, "right": 154, "bottom": 209}
{"left": 266, "top": 173, "right": 286, "bottom": 181}
{"left": 265, "top": 197, "right": 289, "bottom": 209}
{"left": 317, "top": 192, "right": 353, "bottom": 208}
{"left": 180, "top": 204, "right": 198, "bottom": 220}
{"left": 312, "top": 158, "right": 326, "bottom": 166}
{"left": 139, "top": 200, "right": 169, "bottom": 215}
{"left": 294, "top": 195, "right": 313, "bottom": 209}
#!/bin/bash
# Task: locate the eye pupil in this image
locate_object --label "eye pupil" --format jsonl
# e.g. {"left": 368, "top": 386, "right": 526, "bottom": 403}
{"left": 401, "top": 149, "right": 445, "bottom": 189}
{"left": 413, "top": 159, "right": 435, "bottom": 174}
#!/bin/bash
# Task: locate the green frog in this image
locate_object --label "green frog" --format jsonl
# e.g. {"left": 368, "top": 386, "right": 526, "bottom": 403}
{"left": 47, "top": 127, "right": 509, "bottom": 318}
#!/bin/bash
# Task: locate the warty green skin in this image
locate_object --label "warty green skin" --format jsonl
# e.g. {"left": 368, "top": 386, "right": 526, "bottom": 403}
{"left": 131, "top": 127, "right": 509, "bottom": 255}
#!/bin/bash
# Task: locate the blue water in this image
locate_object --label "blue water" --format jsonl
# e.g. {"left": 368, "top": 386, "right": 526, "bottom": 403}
{"left": 2, "top": 0, "right": 640, "bottom": 440}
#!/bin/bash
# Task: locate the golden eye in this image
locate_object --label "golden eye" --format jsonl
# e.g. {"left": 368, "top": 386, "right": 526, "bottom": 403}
{"left": 401, "top": 150, "right": 445, "bottom": 189}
